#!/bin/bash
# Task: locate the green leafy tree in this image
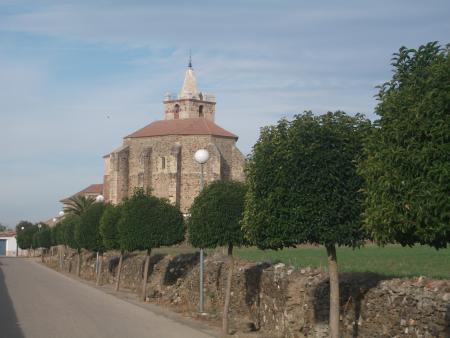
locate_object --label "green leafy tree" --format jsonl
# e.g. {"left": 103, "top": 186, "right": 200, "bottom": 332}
{"left": 32, "top": 231, "right": 40, "bottom": 250}
{"left": 0, "top": 223, "right": 7, "bottom": 232}
{"left": 38, "top": 227, "right": 52, "bottom": 249}
{"left": 188, "top": 180, "right": 246, "bottom": 334}
{"left": 118, "top": 189, "right": 185, "bottom": 301}
{"left": 57, "top": 215, "right": 82, "bottom": 274}
{"left": 359, "top": 42, "right": 450, "bottom": 248}
{"left": 100, "top": 203, "right": 124, "bottom": 291}
{"left": 75, "top": 202, "right": 105, "bottom": 284}
{"left": 15, "top": 221, "right": 37, "bottom": 251}
{"left": 50, "top": 224, "right": 61, "bottom": 247}
{"left": 75, "top": 203, "right": 105, "bottom": 252}
{"left": 63, "top": 195, "right": 96, "bottom": 216}
{"left": 243, "top": 112, "right": 371, "bottom": 338}
{"left": 34, "top": 225, "right": 52, "bottom": 262}
{"left": 61, "top": 216, "right": 80, "bottom": 250}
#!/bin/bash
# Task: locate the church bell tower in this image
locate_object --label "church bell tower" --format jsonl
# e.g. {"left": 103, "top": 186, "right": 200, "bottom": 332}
{"left": 163, "top": 59, "right": 216, "bottom": 121}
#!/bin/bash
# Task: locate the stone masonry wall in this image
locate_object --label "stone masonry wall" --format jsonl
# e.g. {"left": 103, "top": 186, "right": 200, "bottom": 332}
{"left": 45, "top": 248, "right": 450, "bottom": 338}
{"left": 164, "top": 98, "right": 216, "bottom": 121}
{"left": 105, "top": 134, "right": 246, "bottom": 213}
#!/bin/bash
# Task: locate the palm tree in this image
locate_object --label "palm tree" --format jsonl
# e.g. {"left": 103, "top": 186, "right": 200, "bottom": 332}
{"left": 63, "top": 196, "right": 96, "bottom": 216}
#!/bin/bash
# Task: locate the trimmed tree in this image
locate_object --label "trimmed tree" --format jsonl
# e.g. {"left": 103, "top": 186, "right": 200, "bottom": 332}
{"left": 35, "top": 225, "right": 52, "bottom": 262}
{"left": 50, "top": 224, "right": 62, "bottom": 256}
{"left": 359, "top": 42, "right": 450, "bottom": 248}
{"left": 32, "top": 231, "right": 40, "bottom": 251}
{"left": 118, "top": 189, "right": 185, "bottom": 301}
{"left": 75, "top": 202, "right": 105, "bottom": 284}
{"left": 100, "top": 203, "right": 123, "bottom": 291}
{"left": 60, "top": 215, "right": 82, "bottom": 275}
{"left": 16, "top": 221, "right": 37, "bottom": 254}
{"left": 52, "top": 221, "right": 65, "bottom": 269}
{"left": 188, "top": 180, "right": 247, "bottom": 335}
{"left": 243, "top": 111, "right": 371, "bottom": 338}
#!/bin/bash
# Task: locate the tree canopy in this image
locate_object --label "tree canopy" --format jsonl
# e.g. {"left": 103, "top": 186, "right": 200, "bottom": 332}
{"left": 358, "top": 42, "right": 450, "bottom": 248}
{"left": 188, "top": 180, "right": 247, "bottom": 249}
{"left": 34, "top": 225, "right": 52, "bottom": 249}
{"left": 58, "top": 215, "right": 81, "bottom": 250}
{"left": 242, "top": 111, "right": 371, "bottom": 338}
{"left": 16, "top": 221, "right": 37, "bottom": 249}
{"left": 118, "top": 189, "right": 185, "bottom": 252}
{"left": 243, "top": 111, "right": 371, "bottom": 249}
{"left": 100, "top": 203, "right": 122, "bottom": 251}
{"left": 75, "top": 203, "right": 105, "bottom": 252}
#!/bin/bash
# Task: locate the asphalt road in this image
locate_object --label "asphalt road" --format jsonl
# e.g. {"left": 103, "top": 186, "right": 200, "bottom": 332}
{"left": 0, "top": 257, "right": 216, "bottom": 338}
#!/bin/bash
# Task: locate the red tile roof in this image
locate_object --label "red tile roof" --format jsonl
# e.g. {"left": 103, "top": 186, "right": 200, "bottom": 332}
{"left": 0, "top": 230, "right": 16, "bottom": 237}
{"left": 60, "top": 183, "right": 103, "bottom": 202}
{"left": 125, "top": 118, "right": 238, "bottom": 139}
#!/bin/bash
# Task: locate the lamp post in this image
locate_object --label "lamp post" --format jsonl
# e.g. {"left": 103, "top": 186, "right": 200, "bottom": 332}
{"left": 57, "top": 211, "right": 64, "bottom": 269}
{"left": 37, "top": 223, "right": 43, "bottom": 261}
{"left": 94, "top": 194, "right": 104, "bottom": 275}
{"left": 194, "top": 148, "right": 210, "bottom": 314}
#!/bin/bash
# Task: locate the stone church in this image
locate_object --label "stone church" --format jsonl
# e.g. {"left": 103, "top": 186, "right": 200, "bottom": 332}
{"left": 102, "top": 62, "right": 246, "bottom": 213}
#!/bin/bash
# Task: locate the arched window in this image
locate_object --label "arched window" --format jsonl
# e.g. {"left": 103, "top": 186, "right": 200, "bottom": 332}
{"left": 174, "top": 104, "right": 180, "bottom": 119}
{"left": 199, "top": 105, "right": 204, "bottom": 118}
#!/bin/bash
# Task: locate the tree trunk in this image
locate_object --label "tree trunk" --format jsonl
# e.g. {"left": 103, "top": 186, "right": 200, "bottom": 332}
{"left": 60, "top": 246, "right": 65, "bottom": 270}
{"left": 41, "top": 249, "right": 45, "bottom": 263}
{"left": 95, "top": 251, "right": 99, "bottom": 274}
{"left": 96, "top": 252, "right": 103, "bottom": 286}
{"left": 115, "top": 251, "right": 124, "bottom": 292}
{"left": 77, "top": 250, "right": 81, "bottom": 277}
{"left": 141, "top": 249, "right": 151, "bottom": 301}
{"left": 222, "top": 243, "right": 234, "bottom": 335}
{"left": 326, "top": 244, "right": 340, "bottom": 338}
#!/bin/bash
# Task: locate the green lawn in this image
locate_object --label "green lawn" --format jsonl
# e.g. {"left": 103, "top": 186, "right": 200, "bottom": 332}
{"left": 235, "top": 245, "right": 450, "bottom": 279}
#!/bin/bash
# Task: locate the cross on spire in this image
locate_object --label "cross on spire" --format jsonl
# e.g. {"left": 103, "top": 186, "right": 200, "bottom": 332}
{"left": 188, "top": 50, "right": 192, "bottom": 68}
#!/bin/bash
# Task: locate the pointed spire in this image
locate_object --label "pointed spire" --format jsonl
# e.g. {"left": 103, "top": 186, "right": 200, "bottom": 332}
{"left": 179, "top": 55, "right": 199, "bottom": 99}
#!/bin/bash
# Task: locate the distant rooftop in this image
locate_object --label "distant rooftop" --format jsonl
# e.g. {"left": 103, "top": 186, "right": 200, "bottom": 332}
{"left": 0, "top": 230, "right": 16, "bottom": 237}
{"left": 60, "top": 183, "right": 103, "bottom": 202}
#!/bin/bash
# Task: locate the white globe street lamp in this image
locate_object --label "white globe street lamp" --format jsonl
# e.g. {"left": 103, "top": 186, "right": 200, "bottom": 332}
{"left": 58, "top": 211, "right": 65, "bottom": 217}
{"left": 194, "top": 148, "right": 210, "bottom": 314}
{"left": 95, "top": 195, "right": 105, "bottom": 203}
{"left": 194, "top": 149, "right": 210, "bottom": 164}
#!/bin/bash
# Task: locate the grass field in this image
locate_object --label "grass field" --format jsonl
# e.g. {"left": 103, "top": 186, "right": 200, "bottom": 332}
{"left": 234, "top": 245, "right": 450, "bottom": 279}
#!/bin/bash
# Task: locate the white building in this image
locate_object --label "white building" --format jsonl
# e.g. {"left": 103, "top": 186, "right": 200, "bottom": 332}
{"left": 0, "top": 230, "right": 19, "bottom": 256}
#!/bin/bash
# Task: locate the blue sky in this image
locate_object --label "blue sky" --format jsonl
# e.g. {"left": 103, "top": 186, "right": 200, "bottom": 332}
{"left": 0, "top": 0, "right": 449, "bottom": 227}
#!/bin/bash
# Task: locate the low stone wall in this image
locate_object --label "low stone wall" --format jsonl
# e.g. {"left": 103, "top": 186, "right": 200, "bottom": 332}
{"left": 45, "top": 247, "right": 450, "bottom": 337}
